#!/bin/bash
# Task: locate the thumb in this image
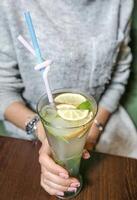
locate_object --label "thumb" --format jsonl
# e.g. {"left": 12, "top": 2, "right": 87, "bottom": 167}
{"left": 39, "top": 138, "right": 51, "bottom": 155}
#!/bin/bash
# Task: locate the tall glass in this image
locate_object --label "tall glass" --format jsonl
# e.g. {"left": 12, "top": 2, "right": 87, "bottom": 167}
{"left": 37, "top": 89, "right": 97, "bottom": 199}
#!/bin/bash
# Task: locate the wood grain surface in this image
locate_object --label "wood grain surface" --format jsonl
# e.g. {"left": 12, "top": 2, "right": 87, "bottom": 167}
{"left": 0, "top": 136, "right": 137, "bottom": 200}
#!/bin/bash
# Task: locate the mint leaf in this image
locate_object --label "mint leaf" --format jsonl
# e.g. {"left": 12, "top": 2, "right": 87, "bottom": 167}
{"left": 77, "top": 100, "right": 92, "bottom": 111}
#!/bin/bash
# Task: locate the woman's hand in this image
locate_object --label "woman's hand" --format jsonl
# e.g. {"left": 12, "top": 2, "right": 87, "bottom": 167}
{"left": 83, "top": 106, "right": 111, "bottom": 158}
{"left": 82, "top": 123, "right": 100, "bottom": 159}
{"left": 39, "top": 139, "right": 80, "bottom": 196}
{"left": 85, "top": 122, "right": 101, "bottom": 150}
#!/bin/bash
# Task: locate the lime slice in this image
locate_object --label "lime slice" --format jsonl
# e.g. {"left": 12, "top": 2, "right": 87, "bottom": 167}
{"left": 54, "top": 93, "right": 86, "bottom": 106}
{"left": 57, "top": 104, "right": 89, "bottom": 121}
{"left": 76, "top": 111, "right": 93, "bottom": 126}
{"left": 56, "top": 104, "right": 76, "bottom": 110}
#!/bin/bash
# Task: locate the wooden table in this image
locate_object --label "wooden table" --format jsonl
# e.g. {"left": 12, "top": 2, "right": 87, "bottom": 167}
{"left": 0, "top": 136, "right": 137, "bottom": 200}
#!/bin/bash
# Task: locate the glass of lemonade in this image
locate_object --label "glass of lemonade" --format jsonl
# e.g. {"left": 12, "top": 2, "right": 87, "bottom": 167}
{"left": 37, "top": 89, "right": 97, "bottom": 199}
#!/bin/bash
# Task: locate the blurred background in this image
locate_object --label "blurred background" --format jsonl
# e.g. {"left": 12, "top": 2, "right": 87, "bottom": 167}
{"left": 122, "top": 0, "right": 137, "bottom": 129}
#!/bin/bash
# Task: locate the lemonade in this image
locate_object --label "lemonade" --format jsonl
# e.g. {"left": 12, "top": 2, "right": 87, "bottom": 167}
{"left": 37, "top": 89, "right": 97, "bottom": 199}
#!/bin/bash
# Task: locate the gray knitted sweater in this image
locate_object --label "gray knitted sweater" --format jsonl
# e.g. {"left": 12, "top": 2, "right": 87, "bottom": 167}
{"left": 0, "top": 0, "right": 133, "bottom": 138}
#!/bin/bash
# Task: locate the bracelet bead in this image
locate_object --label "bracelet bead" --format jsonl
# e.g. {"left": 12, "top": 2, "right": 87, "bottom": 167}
{"left": 94, "top": 119, "right": 104, "bottom": 132}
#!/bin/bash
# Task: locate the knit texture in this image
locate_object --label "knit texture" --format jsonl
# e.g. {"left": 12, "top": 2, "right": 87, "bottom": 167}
{"left": 0, "top": 0, "right": 133, "bottom": 137}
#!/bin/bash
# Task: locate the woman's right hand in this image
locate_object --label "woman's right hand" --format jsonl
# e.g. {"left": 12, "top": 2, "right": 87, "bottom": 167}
{"left": 39, "top": 139, "right": 80, "bottom": 197}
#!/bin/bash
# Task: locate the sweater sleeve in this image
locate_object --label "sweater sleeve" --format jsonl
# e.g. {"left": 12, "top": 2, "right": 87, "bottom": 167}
{"left": 99, "top": 0, "right": 133, "bottom": 113}
{"left": 0, "top": 7, "right": 25, "bottom": 120}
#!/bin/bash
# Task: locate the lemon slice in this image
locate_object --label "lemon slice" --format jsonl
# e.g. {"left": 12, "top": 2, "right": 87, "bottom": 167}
{"left": 57, "top": 104, "right": 89, "bottom": 121}
{"left": 54, "top": 93, "right": 86, "bottom": 106}
{"left": 64, "top": 125, "right": 90, "bottom": 140}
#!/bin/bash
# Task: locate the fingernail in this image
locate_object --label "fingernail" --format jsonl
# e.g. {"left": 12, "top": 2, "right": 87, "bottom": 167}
{"left": 70, "top": 182, "right": 80, "bottom": 188}
{"left": 84, "top": 153, "right": 90, "bottom": 159}
{"left": 67, "top": 187, "right": 77, "bottom": 192}
{"left": 59, "top": 173, "right": 69, "bottom": 179}
{"left": 56, "top": 191, "right": 64, "bottom": 196}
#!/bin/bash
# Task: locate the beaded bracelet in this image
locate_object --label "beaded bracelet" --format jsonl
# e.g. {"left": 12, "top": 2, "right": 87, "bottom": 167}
{"left": 25, "top": 115, "right": 40, "bottom": 135}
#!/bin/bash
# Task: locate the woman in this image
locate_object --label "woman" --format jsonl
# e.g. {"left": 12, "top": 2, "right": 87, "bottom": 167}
{"left": 0, "top": 0, "right": 136, "bottom": 197}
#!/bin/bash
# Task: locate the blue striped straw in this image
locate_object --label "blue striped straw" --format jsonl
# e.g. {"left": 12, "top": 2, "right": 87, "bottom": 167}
{"left": 24, "top": 11, "right": 53, "bottom": 103}
{"left": 24, "top": 11, "right": 43, "bottom": 63}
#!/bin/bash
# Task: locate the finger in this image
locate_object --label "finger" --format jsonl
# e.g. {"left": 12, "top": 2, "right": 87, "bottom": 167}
{"left": 43, "top": 178, "right": 78, "bottom": 193}
{"left": 39, "top": 153, "right": 69, "bottom": 176}
{"left": 37, "top": 122, "right": 47, "bottom": 142}
{"left": 42, "top": 174, "right": 79, "bottom": 194}
{"left": 43, "top": 178, "right": 69, "bottom": 192}
{"left": 82, "top": 149, "right": 90, "bottom": 159}
{"left": 41, "top": 174, "right": 64, "bottom": 197}
{"left": 84, "top": 139, "right": 96, "bottom": 151}
{"left": 41, "top": 166, "right": 79, "bottom": 186}
{"left": 39, "top": 139, "right": 51, "bottom": 155}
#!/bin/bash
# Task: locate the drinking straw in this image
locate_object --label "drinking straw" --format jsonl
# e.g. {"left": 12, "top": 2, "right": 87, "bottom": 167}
{"left": 23, "top": 11, "right": 53, "bottom": 103}
{"left": 18, "top": 35, "right": 52, "bottom": 70}
{"left": 35, "top": 60, "right": 52, "bottom": 71}
{"left": 24, "top": 11, "right": 42, "bottom": 63}
{"left": 43, "top": 66, "right": 53, "bottom": 104}
{"left": 18, "top": 35, "right": 35, "bottom": 56}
